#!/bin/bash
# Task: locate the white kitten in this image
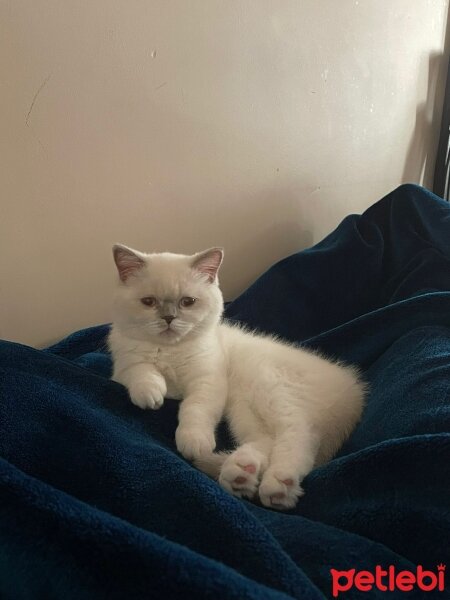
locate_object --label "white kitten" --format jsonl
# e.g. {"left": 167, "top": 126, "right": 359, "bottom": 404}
{"left": 108, "top": 245, "right": 366, "bottom": 510}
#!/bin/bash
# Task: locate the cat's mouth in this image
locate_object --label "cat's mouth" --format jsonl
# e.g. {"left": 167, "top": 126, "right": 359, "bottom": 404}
{"left": 160, "top": 327, "right": 177, "bottom": 337}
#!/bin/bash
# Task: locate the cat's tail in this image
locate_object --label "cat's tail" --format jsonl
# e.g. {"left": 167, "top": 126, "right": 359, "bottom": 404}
{"left": 193, "top": 451, "right": 230, "bottom": 479}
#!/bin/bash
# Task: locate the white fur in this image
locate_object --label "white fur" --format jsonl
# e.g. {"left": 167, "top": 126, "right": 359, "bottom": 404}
{"left": 109, "top": 245, "right": 366, "bottom": 510}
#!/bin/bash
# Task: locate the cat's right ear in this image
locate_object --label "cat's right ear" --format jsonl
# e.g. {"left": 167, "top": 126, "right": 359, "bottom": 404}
{"left": 113, "top": 244, "right": 146, "bottom": 282}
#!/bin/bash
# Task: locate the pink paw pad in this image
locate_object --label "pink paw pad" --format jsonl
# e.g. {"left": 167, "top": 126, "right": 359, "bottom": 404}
{"left": 237, "top": 463, "right": 256, "bottom": 474}
{"left": 282, "top": 478, "right": 294, "bottom": 486}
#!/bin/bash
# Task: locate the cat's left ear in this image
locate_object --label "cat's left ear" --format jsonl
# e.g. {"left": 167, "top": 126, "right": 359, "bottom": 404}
{"left": 192, "top": 247, "right": 224, "bottom": 283}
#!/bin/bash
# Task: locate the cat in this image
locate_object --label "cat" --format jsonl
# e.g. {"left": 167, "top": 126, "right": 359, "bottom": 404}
{"left": 108, "top": 244, "right": 366, "bottom": 510}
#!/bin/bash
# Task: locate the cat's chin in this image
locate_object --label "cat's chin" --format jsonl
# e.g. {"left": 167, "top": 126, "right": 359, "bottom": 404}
{"left": 156, "top": 327, "right": 188, "bottom": 345}
{"left": 159, "top": 328, "right": 179, "bottom": 340}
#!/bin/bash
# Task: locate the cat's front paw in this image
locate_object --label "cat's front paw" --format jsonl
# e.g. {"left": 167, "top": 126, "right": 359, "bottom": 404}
{"left": 175, "top": 426, "right": 215, "bottom": 460}
{"left": 129, "top": 378, "right": 167, "bottom": 410}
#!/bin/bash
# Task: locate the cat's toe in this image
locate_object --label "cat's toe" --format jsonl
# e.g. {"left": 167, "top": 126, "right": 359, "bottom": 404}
{"left": 219, "top": 465, "right": 258, "bottom": 499}
{"left": 258, "top": 471, "right": 304, "bottom": 510}
{"left": 175, "top": 427, "right": 215, "bottom": 460}
{"left": 129, "top": 381, "right": 165, "bottom": 410}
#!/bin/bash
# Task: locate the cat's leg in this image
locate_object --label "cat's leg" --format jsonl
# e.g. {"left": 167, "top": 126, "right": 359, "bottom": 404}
{"left": 217, "top": 402, "right": 273, "bottom": 499}
{"left": 114, "top": 363, "right": 167, "bottom": 410}
{"left": 258, "top": 419, "right": 319, "bottom": 510}
{"left": 218, "top": 436, "right": 273, "bottom": 499}
{"left": 175, "top": 373, "right": 227, "bottom": 460}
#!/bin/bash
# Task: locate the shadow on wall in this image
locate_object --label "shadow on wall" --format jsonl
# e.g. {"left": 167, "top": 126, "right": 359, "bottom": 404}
{"left": 403, "top": 48, "right": 449, "bottom": 188}
{"left": 403, "top": 0, "right": 450, "bottom": 189}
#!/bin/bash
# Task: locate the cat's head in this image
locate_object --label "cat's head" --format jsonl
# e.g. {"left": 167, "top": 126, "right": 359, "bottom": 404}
{"left": 112, "top": 244, "right": 224, "bottom": 345}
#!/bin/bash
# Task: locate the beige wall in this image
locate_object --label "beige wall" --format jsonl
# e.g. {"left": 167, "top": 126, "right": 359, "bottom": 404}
{"left": 1, "top": 1, "right": 448, "bottom": 347}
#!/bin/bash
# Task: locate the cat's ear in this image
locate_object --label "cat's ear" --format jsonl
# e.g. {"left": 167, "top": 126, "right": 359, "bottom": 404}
{"left": 192, "top": 247, "right": 224, "bottom": 283}
{"left": 113, "top": 244, "right": 146, "bottom": 282}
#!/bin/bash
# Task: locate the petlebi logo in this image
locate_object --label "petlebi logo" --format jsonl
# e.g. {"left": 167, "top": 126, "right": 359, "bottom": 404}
{"left": 330, "top": 564, "right": 446, "bottom": 597}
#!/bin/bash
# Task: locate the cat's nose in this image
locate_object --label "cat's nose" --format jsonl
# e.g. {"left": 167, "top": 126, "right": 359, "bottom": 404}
{"left": 162, "top": 315, "right": 175, "bottom": 324}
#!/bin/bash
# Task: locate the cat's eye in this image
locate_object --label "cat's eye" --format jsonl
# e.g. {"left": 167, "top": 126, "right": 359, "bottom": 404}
{"left": 141, "top": 296, "right": 157, "bottom": 307}
{"left": 179, "top": 297, "right": 196, "bottom": 308}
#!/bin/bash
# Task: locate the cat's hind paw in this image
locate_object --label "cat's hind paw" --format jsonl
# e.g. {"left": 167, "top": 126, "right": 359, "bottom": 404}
{"left": 219, "top": 448, "right": 265, "bottom": 500}
{"left": 258, "top": 470, "right": 304, "bottom": 510}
